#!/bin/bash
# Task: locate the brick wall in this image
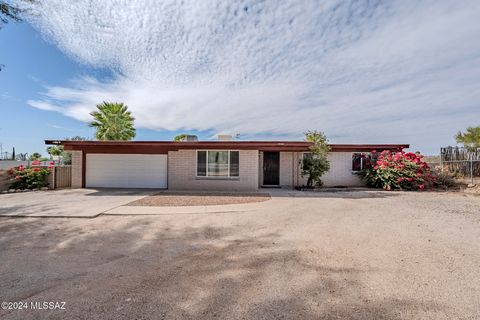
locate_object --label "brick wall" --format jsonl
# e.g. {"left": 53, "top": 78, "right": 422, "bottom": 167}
{"left": 279, "top": 152, "right": 294, "bottom": 188}
{"left": 258, "top": 151, "right": 264, "bottom": 187}
{"left": 70, "top": 151, "right": 83, "bottom": 188}
{"left": 297, "top": 151, "right": 365, "bottom": 187}
{"left": 168, "top": 150, "right": 259, "bottom": 191}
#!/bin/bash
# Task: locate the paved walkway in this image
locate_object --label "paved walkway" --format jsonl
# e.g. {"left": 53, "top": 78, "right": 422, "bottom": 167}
{"left": 0, "top": 189, "right": 155, "bottom": 218}
{"left": 0, "top": 187, "right": 399, "bottom": 218}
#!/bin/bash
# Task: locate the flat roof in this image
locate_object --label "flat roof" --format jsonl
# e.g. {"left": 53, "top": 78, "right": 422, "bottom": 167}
{"left": 45, "top": 140, "right": 409, "bottom": 153}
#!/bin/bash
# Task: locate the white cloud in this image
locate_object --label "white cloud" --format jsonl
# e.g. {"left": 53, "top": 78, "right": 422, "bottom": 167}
{"left": 19, "top": 0, "right": 480, "bottom": 153}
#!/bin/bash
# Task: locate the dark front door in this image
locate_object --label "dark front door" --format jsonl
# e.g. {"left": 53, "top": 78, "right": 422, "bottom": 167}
{"left": 263, "top": 152, "right": 280, "bottom": 186}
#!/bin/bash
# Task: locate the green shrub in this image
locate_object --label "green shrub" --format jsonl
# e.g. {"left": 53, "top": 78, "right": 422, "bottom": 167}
{"left": 359, "top": 150, "right": 435, "bottom": 191}
{"left": 432, "top": 170, "right": 457, "bottom": 189}
{"left": 7, "top": 161, "right": 52, "bottom": 190}
{"left": 300, "top": 130, "right": 330, "bottom": 188}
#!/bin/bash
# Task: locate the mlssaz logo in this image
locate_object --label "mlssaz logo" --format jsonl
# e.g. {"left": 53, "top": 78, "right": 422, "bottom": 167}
{"left": 30, "top": 301, "right": 66, "bottom": 310}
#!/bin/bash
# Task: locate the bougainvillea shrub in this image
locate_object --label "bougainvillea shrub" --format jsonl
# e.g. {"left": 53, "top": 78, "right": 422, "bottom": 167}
{"left": 360, "top": 150, "right": 435, "bottom": 190}
{"left": 7, "top": 161, "right": 54, "bottom": 190}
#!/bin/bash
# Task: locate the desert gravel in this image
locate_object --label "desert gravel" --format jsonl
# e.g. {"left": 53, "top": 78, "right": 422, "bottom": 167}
{"left": 126, "top": 191, "right": 271, "bottom": 206}
{"left": 0, "top": 190, "right": 479, "bottom": 319}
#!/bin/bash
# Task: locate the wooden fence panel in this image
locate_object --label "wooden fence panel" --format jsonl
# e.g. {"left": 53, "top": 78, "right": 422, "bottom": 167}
{"left": 0, "top": 170, "right": 11, "bottom": 192}
{"left": 440, "top": 147, "right": 480, "bottom": 176}
{"left": 54, "top": 166, "right": 72, "bottom": 189}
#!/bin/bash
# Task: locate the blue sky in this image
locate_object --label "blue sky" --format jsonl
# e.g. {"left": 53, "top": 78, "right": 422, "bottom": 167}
{"left": 0, "top": 23, "right": 209, "bottom": 157}
{"left": 1, "top": 0, "right": 480, "bottom": 156}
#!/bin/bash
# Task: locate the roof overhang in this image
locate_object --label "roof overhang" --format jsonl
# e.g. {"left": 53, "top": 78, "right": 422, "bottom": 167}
{"left": 45, "top": 140, "right": 409, "bottom": 153}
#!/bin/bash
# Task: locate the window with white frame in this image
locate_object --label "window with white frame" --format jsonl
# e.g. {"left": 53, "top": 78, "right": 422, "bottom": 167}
{"left": 197, "top": 151, "right": 239, "bottom": 177}
{"left": 352, "top": 153, "right": 371, "bottom": 171}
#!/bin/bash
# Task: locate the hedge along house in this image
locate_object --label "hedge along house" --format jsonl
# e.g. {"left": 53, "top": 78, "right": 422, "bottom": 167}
{"left": 45, "top": 139, "right": 409, "bottom": 191}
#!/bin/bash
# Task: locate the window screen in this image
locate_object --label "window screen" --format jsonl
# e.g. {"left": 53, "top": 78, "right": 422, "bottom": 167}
{"left": 197, "top": 151, "right": 207, "bottom": 176}
{"left": 229, "top": 151, "right": 239, "bottom": 176}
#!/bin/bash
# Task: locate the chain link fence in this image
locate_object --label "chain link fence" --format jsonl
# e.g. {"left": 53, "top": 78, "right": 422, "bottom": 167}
{"left": 440, "top": 147, "right": 480, "bottom": 185}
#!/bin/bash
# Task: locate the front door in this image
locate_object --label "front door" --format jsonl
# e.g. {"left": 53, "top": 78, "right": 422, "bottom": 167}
{"left": 263, "top": 152, "right": 280, "bottom": 186}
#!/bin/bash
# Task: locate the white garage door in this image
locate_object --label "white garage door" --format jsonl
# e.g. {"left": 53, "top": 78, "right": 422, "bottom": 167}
{"left": 86, "top": 154, "right": 167, "bottom": 188}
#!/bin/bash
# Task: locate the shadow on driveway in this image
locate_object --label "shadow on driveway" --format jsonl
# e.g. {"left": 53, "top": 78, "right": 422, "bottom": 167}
{"left": 0, "top": 217, "right": 442, "bottom": 320}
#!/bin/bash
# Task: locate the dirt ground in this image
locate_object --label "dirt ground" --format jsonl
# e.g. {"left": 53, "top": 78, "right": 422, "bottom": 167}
{"left": 1, "top": 191, "right": 479, "bottom": 319}
{"left": 126, "top": 191, "right": 271, "bottom": 206}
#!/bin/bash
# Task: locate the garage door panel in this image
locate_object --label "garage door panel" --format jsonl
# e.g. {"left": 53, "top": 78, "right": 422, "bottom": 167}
{"left": 86, "top": 154, "right": 167, "bottom": 188}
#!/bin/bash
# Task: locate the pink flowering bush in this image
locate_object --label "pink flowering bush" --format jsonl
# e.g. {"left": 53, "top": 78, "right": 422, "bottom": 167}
{"left": 360, "top": 150, "right": 435, "bottom": 191}
{"left": 7, "top": 162, "right": 53, "bottom": 190}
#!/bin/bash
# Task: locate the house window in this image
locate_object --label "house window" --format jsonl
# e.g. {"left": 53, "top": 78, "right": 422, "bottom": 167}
{"left": 197, "top": 151, "right": 239, "bottom": 177}
{"left": 352, "top": 153, "right": 371, "bottom": 171}
{"left": 303, "top": 152, "right": 312, "bottom": 160}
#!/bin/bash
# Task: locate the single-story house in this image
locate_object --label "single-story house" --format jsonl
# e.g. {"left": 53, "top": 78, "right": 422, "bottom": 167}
{"left": 45, "top": 138, "right": 408, "bottom": 191}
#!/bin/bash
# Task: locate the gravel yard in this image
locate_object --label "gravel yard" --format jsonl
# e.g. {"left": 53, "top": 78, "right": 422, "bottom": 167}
{"left": 0, "top": 191, "right": 479, "bottom": 319}
{"left": 126, "top": 191, "right": 271, "bottom": 206}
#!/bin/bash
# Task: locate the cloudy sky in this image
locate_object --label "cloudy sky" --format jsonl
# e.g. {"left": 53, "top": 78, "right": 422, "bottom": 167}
{"left": 1, "top": 0, "right": 480, "bottom": 155}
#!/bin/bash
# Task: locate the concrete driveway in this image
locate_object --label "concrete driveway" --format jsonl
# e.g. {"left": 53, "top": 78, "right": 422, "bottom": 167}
{"left": 0, "top": 189, "right": 155, "bottom": 217}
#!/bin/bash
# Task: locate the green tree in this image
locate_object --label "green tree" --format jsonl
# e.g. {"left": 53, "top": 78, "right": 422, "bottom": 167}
{"left": 455, "top": 126, "right": 480, "bottom": 151}
{"left": 1, "top": 1, "right": 25, "bottom": 71}
{"left": 29, "top": 152, "right": 42, "bottom": 160}
{"left": 173, "top": 134, "right": 188, "bottom": 141}
{"left": 1, "top": 2, "right": 22, "bottom": 26}
{"left": 89, "top": 102, "right": 136, "bottom": 141}
{"left": 46, "top": 146, "right": 62, "bottom": 156}
{"left": 300, "top": 130, "right": 330, "bottom": 188}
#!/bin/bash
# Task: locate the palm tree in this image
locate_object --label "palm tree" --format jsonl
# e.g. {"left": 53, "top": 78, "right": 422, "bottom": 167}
{"left": 89, "top": 102, "right": 136, "bottom": 141}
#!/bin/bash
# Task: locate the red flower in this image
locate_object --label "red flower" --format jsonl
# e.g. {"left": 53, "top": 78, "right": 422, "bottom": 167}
{"left": 49, "top": 161, "right": 55, "bottom": 165}
{"left": 373, "top": 165, "right": 378, "bottom": 170}
{"left": 397, "top": 177, "right": 405, "bottom": 182}
{"left": 33, "top": 167, "right": 40, "bottom": 172}
{"left": 48, "top": 166, "right": 53, "bottom": 169}
{"left": 15, "top": 175, "right": 21, "bottom": 180}
{"left": 418, "top": 184, "right": 425, "bottom": 190}
{"left": 17, "top": 166, "right": 25, "bottom": 171}
{"left": 371, "top": 150, "right": 377, "bottom": 154}
{"left": 31, "top": 160, "right": 41, "bottom": 166}
{"left": 407, "top": 177, "right": 413, "bottom": 182}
